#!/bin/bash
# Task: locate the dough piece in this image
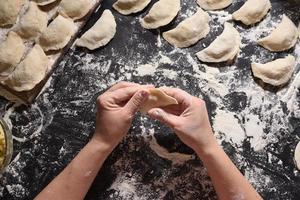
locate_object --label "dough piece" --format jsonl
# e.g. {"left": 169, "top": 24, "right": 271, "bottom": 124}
{"left": 38, "top": 15, "right": 76, "bottom": 52}
{"left": 298, "top": 23, "right": 300, "bottom": 39}
{"left": 58, "top": 0, "right": 94, "bottom": 20}
{"left": 251, "top": 55, "right": 295, "bottom": 86}
{"left": 0, "top": 32, "right": 25, "bottom": 79}
{"left": 0, "top": 0, "right": 24, "bottom": 27}
{"left": 4, "top": 45, "right": 49, "bottom": 92}
{"left": 197, "top": 0, "right": 232, "bottom": 10}
{"left": 163, "top": 8, "right": 210, "bottom": 48}
{"left": 232, "top": 0, "right": 271, "bottom": 25}
{"left": 15, "top": 2, "right": 48, "bottom": 40}
{"left": 113, "top": 0, "right": 151, "bottom": 15}
{"left": 257, "top": 15, "right": 298, "bottom": 52}
{"left": 196, "top": 22, "right": 240, "bottom": 63}
{"left": 34, "top": 0, "right": 58, "bottom": 6}
{"left": 294, "top": 141, "right": 300, "bottom": 170}
{"left": 141, "top": 0, "right": 180, "bottom": 29}
{"left": 140, "top": 88, "right": 178, "bottom": 114}
{"left": 76, "top": 10, "right": 116, "bottom": 50}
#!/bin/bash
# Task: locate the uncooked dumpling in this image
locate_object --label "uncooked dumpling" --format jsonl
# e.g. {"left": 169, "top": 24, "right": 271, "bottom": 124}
{"left": 140, "top": 88, "right": 178, "bottom": 114}
{"left": 196, "top": 22, "right": 240, "bottom": 63}
{"left": 38, "top": 15, "right": 77, "bottom": 51}
{"left": 34, "top": 0, "right": 58, "bottom": 6}
{"left": 15, "top": 2, "right": 48, "bottom": 40}
{"left": 0, "top": 32, "right": 25, "bottom": 79}
{"left": 163, "top": 8, "right": 210, "bottom": 48}
{"left": 257, "top": 15, "right": 298, "bottom": 52}
{"left": 294, "top": 141, "right": 300, "bottom": 170}
{"left": 76, "top": 10, "right": 116, "bottom": 50}
{"left": 58, "top": 0, "right": 94, "bottom": 20}
{"left": 113, "top": 0, "right": 151, "bottom": 15}
{"left": 4, "top": 45, "right": 49, "bottom": 92}
{"left": 0, "top": 0, "right": 24, "bottom": 27}
{"left": 141, "top": 0, "right": 180, "bottom": 29}
{"left": 232, "top": 0, "right": 271, "bottom": 25}
{"left": 251, "top": 55, "right": 295, "bottom": 86}
{"left": 197, "top": 0, "right": 232, "bottom": 10}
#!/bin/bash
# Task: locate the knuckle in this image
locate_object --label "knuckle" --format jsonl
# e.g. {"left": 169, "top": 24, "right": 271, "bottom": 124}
{"left": 97, "top": 95, "right": 107, "bottom": 107}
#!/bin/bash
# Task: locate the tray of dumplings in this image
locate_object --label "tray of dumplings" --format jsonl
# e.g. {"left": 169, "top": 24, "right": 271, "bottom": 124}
{"left": 0, "top": 0, "right": 102, "bottom": 104}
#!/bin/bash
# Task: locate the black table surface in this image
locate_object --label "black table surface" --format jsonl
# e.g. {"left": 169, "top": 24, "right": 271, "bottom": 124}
{"left": 0, "top": 0, "right": 300, "bottom": 199}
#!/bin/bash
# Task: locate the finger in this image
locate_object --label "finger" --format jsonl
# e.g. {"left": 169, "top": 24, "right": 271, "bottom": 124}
{"left": 159, "top": 87, "right": 192, "bottom": 106}
{"left": 107, "top": 81, "right": 139, "bottom": 92}
{"left": 148, "top": 108, "right": 180, "bottom": 129}
{"left": 124, "top": 89, "right": 149, "bottom": 115}
{"left": 110, "top": 85, "right": 153, "bottom": 103}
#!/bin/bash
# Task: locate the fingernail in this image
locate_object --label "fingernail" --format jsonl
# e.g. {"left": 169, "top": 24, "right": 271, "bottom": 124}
{"left": 140, "top": 90, "right": 148, "bottom": 98}
{"left": 152, "top": 110, "right": 161, "bottom": 118}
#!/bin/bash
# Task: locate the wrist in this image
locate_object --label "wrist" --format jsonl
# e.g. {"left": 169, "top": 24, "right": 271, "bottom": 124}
{"left": 194, "top": 139, "right": 221, "bottom": 160}
{"left": 89, "top": 136, "right": 115, "bottom": 155}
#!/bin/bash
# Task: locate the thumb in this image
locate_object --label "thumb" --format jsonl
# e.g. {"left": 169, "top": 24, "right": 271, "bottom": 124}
{"left": 125, "top": 90, "right": 149, "bottom": 116}
{"left": 148, "top": 108, "right": 179, "bottom": 129}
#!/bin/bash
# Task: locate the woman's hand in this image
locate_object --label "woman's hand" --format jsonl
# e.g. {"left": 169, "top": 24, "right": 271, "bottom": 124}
{"left": 92, "top": 82, "right": 151, "bottom": 152}
{"left": 148, "top": 87, "right": 218, "bottom": 156}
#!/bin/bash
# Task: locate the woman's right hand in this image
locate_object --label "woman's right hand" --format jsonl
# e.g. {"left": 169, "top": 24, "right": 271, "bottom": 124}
{"left": 148, "top": 87, "right": 218, "bottom": 156}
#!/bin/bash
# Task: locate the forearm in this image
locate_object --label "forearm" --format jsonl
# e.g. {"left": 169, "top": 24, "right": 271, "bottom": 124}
{"left": 35, "top": 137, "right": 113, "bottom": 200}
{"left": 196, "top": 140, "right": 262, "bottom": 200}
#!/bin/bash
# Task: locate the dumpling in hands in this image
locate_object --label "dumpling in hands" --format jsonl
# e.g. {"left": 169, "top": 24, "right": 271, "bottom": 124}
{"left": 15, "top": 2, "right": 48, "bottom": 40}
{"left": 76, "top": 10, "right": 116, "bottom": 50}
{"left": 163, "top": 8, "right": 210, "bottom": 48}
{"left": 113, "top": 0, "right": 151, "bottom": 15}
{"left": 197, "top": 0, "right": 232, "bottom": 10}
{"left": 141, "top": 0, "right": 180, "bottom": 29}
{"left": 58, "top": 0, "right": 94, "bottom": 20}
{"left": 232, "top": 0, "right": 271, "bottom": 25}
{"left": 4, "top": 45, "right": 49, "bottom": 92}
{"left": 0, "top": 32, "right": 25, "bottom": 79}
{"left": 38, "top": 15, "right": 77, "bottom": 52}
{"left": 0, "top": 0, "right": 24, "bottom": 27}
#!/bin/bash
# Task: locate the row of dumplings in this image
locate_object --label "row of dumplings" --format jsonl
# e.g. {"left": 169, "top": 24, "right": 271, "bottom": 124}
{"left": 0, "top": 0, "right": 100, "bottom": 92}
{"left": 113, "top": 0, "right": 300, "bottom": 87}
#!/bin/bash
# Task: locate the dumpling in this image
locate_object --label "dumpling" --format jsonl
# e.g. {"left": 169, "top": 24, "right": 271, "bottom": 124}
{"left": 38, "top": 15, "right": 77, "bottom": 52}
{"left": 232, "top": 0, "right": 271, "bottom": 25}
{"left": 294, "top": 141, "right": 300, "bottom": 170}
{"left": 140, "top": 88, "right": 178, "bottom": 114}
{"left": 15, "top": 2, "right": 48, "bottom": 40}
{"left": 0, "top": 0, "right": 24, "bottom": 27}
{"left": 58, "top": 0, "right": 94, "bottom": 20}
{"left": 4, "top": 45, "right": 49, "bottom": 92}
{"left": 163, "top": 8, "right": 210, "bottom": 48}
{"left": 0, "top": 32, "right": 25, "bottom": 79}
{"left": 197, "top": 0, "right": 232, "bottom": 11}
{"left": 298, "top": 23, "right": 300, "bottom": 39}
{"left": 34, "top": 0, "right": 58, "bottom": 6}
{"left": 141, "top": 0, "right": 180, "bottom": 29}
{"left": 251, "top": 55, "right": 295, "bottom": 86}
{"left": 196, "top": 22, "right": 241, "bottom": 63}
{"left": 76, "top": 10, "right": 116, "bottom": 50}
{"left": 257, "top": 15, "right": 298, "bottom": 52}
{"left": 113, "top": 0, "right": 151, "bottom": 15}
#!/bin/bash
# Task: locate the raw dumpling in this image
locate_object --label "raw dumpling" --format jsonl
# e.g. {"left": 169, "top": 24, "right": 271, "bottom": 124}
{"left": 58, "top": 0, "right": 94, "bottom": 20}
{"left": 196, "top": 22, "right": 240, "bottom": 63}
{"left": 163, "top": 8, "right": 210, "bottom": 48}
{"left": 0, "top": 32, "right": 25, "bottom": 79}
{"left": 38, "top": 15, "right": 76, "bottom": 52}
{"left": 113, "top": 0, "right": 151, "bottom": 15}
{"left": 34, "top": 0, "right": 58, "bottom": 6}
{"left": 298, "top": 23, "right": 300, "bottom": 39}
{"left": 294, "top": 141, "right": 300, "bottom": 170}
{"left": 4, "top": 45, "right": 49, "bottom": 92}
{"left": 257, "top": 15, "right": 298, "bottom": 52}
{"left": 76, "top": 10, "right": 116, "bottom": 50}
{"left": 141, "top": 0, "right": 180, "bottom": 29}
{"left": 140, "top": 88, "right": 178, "bottom": 114}
{"left": 232, "top": 0, "right": 271, "bottom": 25}
{"left": 15, "top": 2, "right": 48, "bottom": 40}
{"left": 0, "top": 0, "right": 24, "bottom": 27}
{"left": 197, "top": 0, "right": 232, "bottom": 10}
{"left": 251, "top": 55, "right": 295, "bottom": 86}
